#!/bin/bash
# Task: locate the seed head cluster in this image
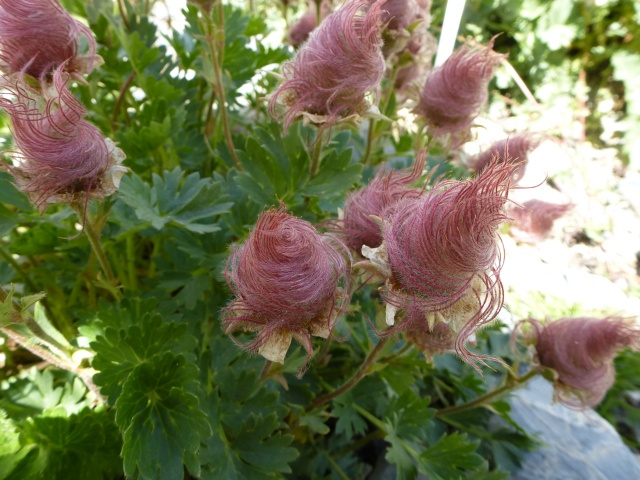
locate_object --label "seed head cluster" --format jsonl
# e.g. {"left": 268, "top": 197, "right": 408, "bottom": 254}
{"left": 414, "top": 41, "right": 504, "bottom": 140}
{"left": 269, "top": 0, "right": 385, "bottom": 130}
{"left": 0, "top": 0, "right": 99, "bottom": 79}
{"left": 524, "top": 317, "right": 639, "bottom": 408}
{"left": 0, "top": 0, "right": 125, "bottom": 212}
{"left": 223, "top": 206, "right": 352, "bottom": 370}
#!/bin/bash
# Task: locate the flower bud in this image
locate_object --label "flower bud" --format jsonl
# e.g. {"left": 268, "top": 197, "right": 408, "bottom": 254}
{"left": 223, "top": 206, "right": 352, "bottom": 372}
{"left": 523, "top": 317, "right": 639, "bottom": 408}
{"left": 0, "top": 0, "right": 99, "bottom": 79}
{"left": 509, "top": 199, "right": 573, "bottom": 243}
{"left": 373, "top": 162, "right": 515, "bottom": 367}
{"left": 0, "top": 69, "right": 126, "bottom": 211}
{"left": 469, "top": 133, "right": 542, "bottom": 183}
{"left": 335, "top": 153, "right": 425, "bottom": 253}
{"left": 414, "top": 40, "right": 504, "bottom": 141}
{"left": 269, "top": 0, "right": 385, "bottom": 131}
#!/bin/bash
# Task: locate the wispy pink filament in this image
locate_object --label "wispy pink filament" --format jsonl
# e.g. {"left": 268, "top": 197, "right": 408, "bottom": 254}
{"left": 509, "top": 199, "right": 572, "bottom": 243}
{"left": 337, "top": 153, "right": 425, "bottom": 253}
{"left": 382, "top": 163, "right": 515, "bottom": 365}
{"left": 0, "top": 0, "right": 97, "bottom": 78}
{"left": 0, "top": 68, "right": 109, "bottom": 208}
{"left": 269, "top": 0, "right": 385, "bottom": 130}
{"left": 528, "top": 317, "right": 639, "bottom": 408}
{"left": 469, "top": 134, "right": 541, "bottom": 183}
{"left": 223, "top": 206, "right": 352, "bottom": 366}
{"left": 414, "top": 41, "right": 503, "bottom": 138}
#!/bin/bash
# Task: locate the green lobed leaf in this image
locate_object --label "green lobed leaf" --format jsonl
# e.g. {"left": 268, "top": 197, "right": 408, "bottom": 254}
{"left": 116, "top": 352, "right": 210, "bottom": 480}
{"left": 91, "top": 312, "right": 197, "bottom": 404}
{"left": 418, "top": 433, "right": 485, "bottom": 480}
{"left": 117, "top": 167, "right": 233, "bottom": 233}
{"left": 8, "top": 408, "right": 122, "bottom": 480}
{"left": 0, "top": 369, "right": 89, "bottom": 421}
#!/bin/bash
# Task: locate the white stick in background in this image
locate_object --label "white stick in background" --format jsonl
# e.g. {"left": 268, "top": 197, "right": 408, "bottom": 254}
{"left": 434, "top": 0, "right": 467, "bottom": 66}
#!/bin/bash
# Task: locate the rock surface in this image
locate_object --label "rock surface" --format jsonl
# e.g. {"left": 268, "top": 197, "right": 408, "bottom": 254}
{"left": 509, "top": 377, "right": 640, "bottom": 480}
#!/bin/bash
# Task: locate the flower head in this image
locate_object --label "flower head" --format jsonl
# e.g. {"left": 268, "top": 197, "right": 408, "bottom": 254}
{"left": 269, "top": 0, "right": 385, "bottom": 131}
{"left": 509, "top": 199, "right": 573, "bottom": 243}
{"left": 379, "top": 0, "right": 419, "bottom": 31}
{"left": 287, "top": 10, "right": 318, "bottom": 48}
{"left": 414, "top": 40, "right": 504, "bottom": 141}
{"left": 0, "top": 69, "right": 126, "bottom": 211}
{"left": 0, "top": 0, "right": 99, "bottom": 79}
{"left": 469, "top": 133, "right": 541, "bottom": 183}
{"left": 223, "top": 205, "right": 352, "bottom": 372}
{"left": 522, "top": 317, "right": 640, "bottom": 408}
{"left": 372, "top": 162, "right": 515, "bottom": 366}
{"left": 336, "top": 153, "right": 425, "bottom": 253}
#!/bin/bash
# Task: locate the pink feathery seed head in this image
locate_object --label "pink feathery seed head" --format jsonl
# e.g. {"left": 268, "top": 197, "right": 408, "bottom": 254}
{"left": 469, "top": 133, "right": 542, "bottom": 183}
{"left": 378, "top": 0, "right": 419, "bottom": 31}
{"left": 381, "top": 162, "right": 514, "bottom": 366}
{"left": 414, "top": 40, "right": 505, "bottom": 138}
{"left": 509, "top": 199, "right": 573, "bottom": 243}
{"left": 0, "top": 0, "right": 98, "bottom": 79}
{"left": 529, "top": 317, "right": 640, "bottom": 408}
{"left": 338, "top": 152, "right": 426, "bottom": 253}
{"left": 269, "top": 0, "right": 385, "bottom": 131}
{"left": 223, "top": 205, "right": 352, "bottom": 371}
{"left": 0, "top": 69, "right": 124, "bottom": 211}
{"left": 287, "top": 10, "right": 318, "bottom": 48}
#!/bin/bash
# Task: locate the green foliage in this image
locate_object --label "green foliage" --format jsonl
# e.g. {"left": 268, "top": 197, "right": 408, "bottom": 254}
{"left": 419, "top": 433, "right": 486, "bottom": 480}
{"left": 2, "top": 0, "right": 635, "bottom": 478}
{"left": 117, "top": 168, "right": 233, "bottom": 234}
{"left": 116, "top": 353, "right": 210, "bottom": 479}
{"left": 597, "top": 349, "right": 640, "bottom": 449}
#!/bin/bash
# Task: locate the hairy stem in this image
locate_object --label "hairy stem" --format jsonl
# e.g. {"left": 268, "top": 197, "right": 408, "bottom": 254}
{"left": 111, "top": 71, "right": 136, "bottom": 133}
{"left": 435, "top": 368, "right": 541, "bottom": 418}
{"left": 259, "top": 360, "right": 272, "bottom": 381}
{"left": 83, "top": 215, "right": 115, "bottom": 284}
{"left": 361, "top": 118, "right": 376, "bottom": 166}
{"left": 308, "top": 337, "right": 390, "bottom": 410}
{"left": 0, "top": 286, "right": 103, "bottom": 403}
{"left": 205, "top": 5, "right": 241, "bottom": 169}
{"left": 309, "top": 137, "right": 323, "bottom": 177}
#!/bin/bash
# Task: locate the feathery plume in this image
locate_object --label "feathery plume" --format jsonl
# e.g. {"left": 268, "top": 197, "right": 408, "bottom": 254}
{"left": 509, "top": 199, "right": 573, "bottom": 243}
{"left": 0, "top": 69, "right": 126, "bottom": 211}
{"left": 469, "top": 133, "right": 542, "bottom": 183}
{"left": 287, "top": 10, "right": 318, "bottom": 48}
{"left": 336, "top": 153, "right": 425, "bottom": 253}
{"left": 414, "top": 40, "right": 504, "bottom": 141}
{"left": 367, "top": 162, "right": 515, "bottom": 367}
{"left": 522, "top": 317, "right": 640, "bottom": 408}
{"left": 0, "top": 0, "right": 99, "bottom": 79}
{"left": 223, "top": 205, "right": 352, "bottom": 372}
{"left": 269, "top": 0, "right": 385, "bottom": 131}
{"left": 379, "top": 0, "right": 419, "bottom": 32}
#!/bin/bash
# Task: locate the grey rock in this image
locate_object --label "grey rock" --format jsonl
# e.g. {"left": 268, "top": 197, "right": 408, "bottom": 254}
{"left": 509, "top": 377, "right": 640, "bottom": 480}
